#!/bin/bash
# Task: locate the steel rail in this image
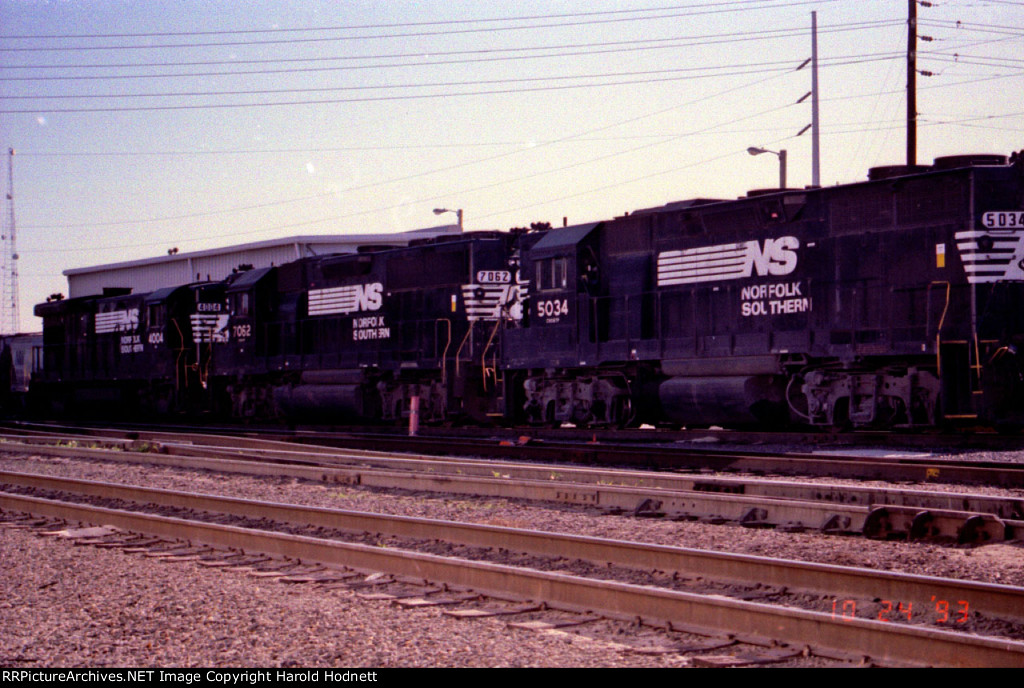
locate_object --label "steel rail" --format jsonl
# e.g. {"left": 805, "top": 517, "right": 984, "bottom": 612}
{"left": 2, "top": 491, "right": 1023, "bottom": 667}
{"left": 1, "top": 439, "right": 1016, "bottom": 540}
{"left": 3, "top": 470, "right": 1023, "bottom": 625}
{"left": 10, "top": 418, "right": 1024, "bottom": 453}
{"left": 34, "top": 429, "right": 1021, "bottom": 517}
{"left": 10, "top": 420, "right": 1024, "bottom": 491}
{"left": 124, "top": 439, "right": 1024, "bottom": 521}
{"left": 10, "top": 420, "right": 1024, "bottom": 487}
{"left": 6, "top": 428, "right": 1023, "bottom": 519}
{"left": 291, "top": 433, "right": 1024, "bottom": 487}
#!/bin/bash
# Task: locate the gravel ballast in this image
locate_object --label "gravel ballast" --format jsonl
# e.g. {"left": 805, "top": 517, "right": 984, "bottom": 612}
{"left": 2, "top": 449, "right": 1023, "bottom": 667}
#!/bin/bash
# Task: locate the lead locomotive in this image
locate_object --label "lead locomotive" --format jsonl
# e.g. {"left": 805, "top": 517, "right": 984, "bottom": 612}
{"left": 32, "top": 152, "right": 1024, "bottom": 430}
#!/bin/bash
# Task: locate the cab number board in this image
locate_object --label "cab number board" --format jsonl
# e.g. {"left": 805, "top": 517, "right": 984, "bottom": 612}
{"left": 537, "top": 299, "right": 569, "bottom": 318}
{"left": 476, "top": 270, "right": 511, "bottom": 284}
{"left": 982, "top": 211, "right": 1024, "bottom": 229}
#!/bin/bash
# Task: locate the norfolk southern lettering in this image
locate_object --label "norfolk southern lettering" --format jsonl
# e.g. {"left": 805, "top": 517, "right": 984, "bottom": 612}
{"left": 740, "top": 281, "right": 811, "bottom": 317}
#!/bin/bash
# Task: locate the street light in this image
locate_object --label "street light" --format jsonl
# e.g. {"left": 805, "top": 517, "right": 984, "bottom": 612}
{"left": 433, "top": 207, "right": 464, "bottom": 232}
{"left": 747, "top": 147, "right": 787, "bottom": 189}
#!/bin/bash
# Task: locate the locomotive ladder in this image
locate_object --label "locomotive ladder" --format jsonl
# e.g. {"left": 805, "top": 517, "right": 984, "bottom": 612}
{"left": 451, "top": 319, "right": 505, "bottom": 417}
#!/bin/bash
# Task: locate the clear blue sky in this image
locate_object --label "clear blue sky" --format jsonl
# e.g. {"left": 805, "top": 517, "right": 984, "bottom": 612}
{"left": 1, "top": 0, "right": 1022, "bottom": 331}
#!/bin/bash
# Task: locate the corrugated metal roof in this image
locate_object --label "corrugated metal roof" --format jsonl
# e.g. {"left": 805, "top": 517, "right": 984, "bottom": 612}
{"left": 64, "top": 227, "right": 464, "bottom": 298}
{"left": 64, "top": 229, "right": 460, "bottom": 275}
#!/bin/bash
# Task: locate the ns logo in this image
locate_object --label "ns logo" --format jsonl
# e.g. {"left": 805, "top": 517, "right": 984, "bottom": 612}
{"left": 351, "top": 282, "right": 383, "bottom": 311}
{"left": 308, "top": 282, "right": 385, "bottom": 317}
{"left": 744, "top": 236, "right": 799, "bottom": 277}
{"left": 657, "top": 235, "right": 801, "bottom": 287}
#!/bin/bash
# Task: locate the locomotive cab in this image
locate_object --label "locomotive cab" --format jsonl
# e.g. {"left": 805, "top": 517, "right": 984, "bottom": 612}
{"left": 142, "top": 284, "right": 203, "bottom": 414}
{"left": 188, "top": 282, "right": 229, "bottom": 404}
{"left": 216, "top": 266, "right": 277, "bottom": 418}
{"left": 508, "top": 223, "right": 636, "bottom": 427}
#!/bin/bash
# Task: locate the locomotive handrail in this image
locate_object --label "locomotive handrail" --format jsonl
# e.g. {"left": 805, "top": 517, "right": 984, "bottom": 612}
{"left": 30, "top": 344, "right": 43, "bottom": 378}
{"left": 435, "top": 318, "right": 451, "bottom": 384}
{"left": 928, "top": 281, "right": 951, "bottom": 377}
{"left": 481, "top": 318, "right": 501, "bottom": 392}
{"left": 171, "top": 318, "right": 186, "bottom": 393}
{"left": 453, "top": 323, "right": 473, "bottom": 379}
{"left": 200, "top": 339, "right": 213, "bottom": 390}
{"left": 972, "top": 333, "right": 983, "bottom": 393}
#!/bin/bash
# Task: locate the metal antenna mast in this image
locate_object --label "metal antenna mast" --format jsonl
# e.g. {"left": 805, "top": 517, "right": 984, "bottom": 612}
{"left": 2, "top": 148, "right": 20, "bottom": 335}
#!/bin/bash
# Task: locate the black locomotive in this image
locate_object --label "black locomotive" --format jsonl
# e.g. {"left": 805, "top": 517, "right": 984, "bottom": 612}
{"left": 31, "top": 152, "right": 1024, "bottom": 430}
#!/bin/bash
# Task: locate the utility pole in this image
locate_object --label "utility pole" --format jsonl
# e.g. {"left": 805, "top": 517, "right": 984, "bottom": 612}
{"left": 811, "top": 11, "right": 820, "bottom": 187}
{"left": 1, "top": 148, "right": 19, "bottom": 335}
{"left": 907, "top": 0, "right": 918, "bottom": 166}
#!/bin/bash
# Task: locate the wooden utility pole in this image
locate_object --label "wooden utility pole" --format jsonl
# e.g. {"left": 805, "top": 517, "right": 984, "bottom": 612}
{"left": 811, "top": 11, "right": 820, "bottom": 187}
{"left": 907, "top": 0, "right": 917, "bottom": 166}
{"left": 1, "top": 148, "right": 19, "bottom": 335}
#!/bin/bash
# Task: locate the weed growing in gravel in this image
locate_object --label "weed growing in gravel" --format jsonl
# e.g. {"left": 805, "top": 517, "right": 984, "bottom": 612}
{"left": 57, "top": 439, "right": 100, "bottom": 450}
{"left": 125, "top": 442, "right": 162, "bottom": 453}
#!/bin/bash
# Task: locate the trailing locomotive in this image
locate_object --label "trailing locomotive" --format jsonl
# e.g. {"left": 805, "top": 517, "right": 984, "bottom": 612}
{"left": 211, "top": 231, "right": 519, "bottom": 424}
{"left": 30, "top": 151, "right": 1024, "bottom": 430}
{"left": 33, "top": 232, "right": 522, "bottom": 424}
{"left": 0, "top": 332, "right": 41, "bottom": 413}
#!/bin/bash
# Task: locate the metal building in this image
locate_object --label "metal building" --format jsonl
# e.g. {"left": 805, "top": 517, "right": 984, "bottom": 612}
{"left": 64, "top": 226, "right": 461, "bottom": 298}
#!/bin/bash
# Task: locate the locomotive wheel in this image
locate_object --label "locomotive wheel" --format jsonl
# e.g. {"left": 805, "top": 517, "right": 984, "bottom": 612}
{"left": 545, "top": 400, "right": 559, "bottom": 428}
{"left": 612, "top": 396, "right": 634, "bottom": 429}
{"left": 831, "top": 398, "right": 853, "bottom": 431}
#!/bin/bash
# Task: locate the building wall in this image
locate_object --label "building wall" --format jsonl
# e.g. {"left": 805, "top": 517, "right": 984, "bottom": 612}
{"left": 65, "top": 229, "right": 459, "bottom": 298}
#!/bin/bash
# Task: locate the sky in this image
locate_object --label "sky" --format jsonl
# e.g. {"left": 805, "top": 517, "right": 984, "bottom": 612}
{"left": 0, "top": 0, "right": 1022, "bottom": 332}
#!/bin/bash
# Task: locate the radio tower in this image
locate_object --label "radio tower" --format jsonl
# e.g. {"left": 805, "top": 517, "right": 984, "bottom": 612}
{"left": 1, "top": 148, "right": 20, "bottom": 335}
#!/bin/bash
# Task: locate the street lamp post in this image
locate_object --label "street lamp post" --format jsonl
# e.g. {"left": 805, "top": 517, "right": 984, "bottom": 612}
{"left": 747, "top": 147, "right": 787, "bottom": 189}
{"left": 433, "top": 207, "right": 464, "bottom": 231}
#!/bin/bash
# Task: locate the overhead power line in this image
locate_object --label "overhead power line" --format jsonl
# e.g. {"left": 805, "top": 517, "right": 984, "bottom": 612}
{"left": 19, "top": 69, "right": 797, "bottom": 235}
{"left": 0, "top": 19, "right": 898, "bottom": 78}
{"left": 0, "top": 55, "right": 900, "bottom": 114}
{"left": 0, "top": 1, "right": 794, "bottom": 38}
{"left": 1, "top": 53, "right": 900, "bottom": 102}
{"left": 0, "top": 0, "right": 832, "bottom": 49}
{"left": 920, "top": 19, "right": 1024, "bottom": 35}
{"left": 18, "top": 98, "right": 1024, "bottom": 243}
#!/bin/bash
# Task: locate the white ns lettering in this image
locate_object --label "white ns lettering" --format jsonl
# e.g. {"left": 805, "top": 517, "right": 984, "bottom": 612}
{"left": 356, "top": 283, "right": 383, "bottom": 311}
{"left": 748, "top": 236, "right": 799, "bottom": 277}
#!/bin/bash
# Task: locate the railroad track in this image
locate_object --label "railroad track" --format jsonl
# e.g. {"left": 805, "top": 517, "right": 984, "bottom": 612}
{"left": 12, "top": 418, "right": 1024, "bottom": 452}
{"left": 3, "top": 472, "right": 1024, "bottom": 667}
{"left": 299, "top": 432, "right": 1024, "bottom": 487}
{"left": 2, "top": 428, "right": 1022, "bottom": 542}
{"left": 7, "top": 419, "right": 1024, "bottom": 487}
